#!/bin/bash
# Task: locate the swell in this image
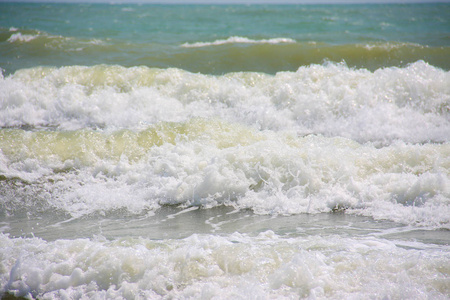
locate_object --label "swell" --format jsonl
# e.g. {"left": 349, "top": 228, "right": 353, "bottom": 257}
{"left": 2, "top": 28, "right": 449, "bottom": 74}
{"left": 169, "top": 42, "right": 450, "bottom": 74}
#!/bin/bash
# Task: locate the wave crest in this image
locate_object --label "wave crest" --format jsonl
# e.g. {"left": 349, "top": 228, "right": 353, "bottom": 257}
{"left": 0, "top": 120, "right": 449, "bottom": 228}
{"left": 181, "top": 36, "right": 296, "bottom": 48}
{"left": 1, "top": 61, "right": 448, "bottom": 145}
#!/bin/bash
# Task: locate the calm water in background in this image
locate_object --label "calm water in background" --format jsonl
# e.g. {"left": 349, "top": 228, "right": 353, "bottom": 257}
{"left": 0, "top": 3, "right": 449, "bottom": 299}
{"left": 1, "top": 3, "right": 449, "bottom": 74}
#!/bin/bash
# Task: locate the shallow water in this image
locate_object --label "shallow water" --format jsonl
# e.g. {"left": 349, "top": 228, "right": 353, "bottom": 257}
{"left": 3, "top": 206, "right": 450, "bottom": 248}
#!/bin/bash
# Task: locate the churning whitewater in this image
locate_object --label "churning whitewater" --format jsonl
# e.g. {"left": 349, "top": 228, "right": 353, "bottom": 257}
{"left": 1, "top": 3, "right": 449, "bottom": 299}
{"left": 1, "top": 62, "right": 448, "bottom": 144}
{"left": 1, "top": 62, "right": 449, "bottom": 225}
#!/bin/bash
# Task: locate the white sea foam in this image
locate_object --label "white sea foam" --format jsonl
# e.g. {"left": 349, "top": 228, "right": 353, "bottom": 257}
{"left": 362, "top": 42, "right": 424, "bottom": 50}
{"left": 0, "top": 120, "right": 448, "bottom": 227}
{"left": 1, "top": 232, "right": 448, "bottom": 299}
{"left": 1, "top": 61, "right": 448, "bottom": 144}
{"left": 5, "top": 30, "right": 105, "bottom": 51}
{"left": 181, "top": 36, "right": 296, "bottom": 48}
{"left": 1, "top": 5, "right": 449, "bottom": 299}
{"left": 7, "top": 32, "right": 38, "bottom": 43}
{"left": 0, "top": 62, "right": 449, "bottom": 226}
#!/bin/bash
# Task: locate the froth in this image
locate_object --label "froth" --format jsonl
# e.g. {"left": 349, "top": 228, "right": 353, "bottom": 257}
{"left": 1, "top": 232, "right": 448, "bottom": 299}
{"left": 1, "top": 61, "right": 448, "bottom": 145}
{"left": 7, "top": 33, "right": 38, "bottom": 43}
{"left": 0, "top": 120, "right": 448, "bottom": 227}
{"left": 362, "top": 42, "right": 425, "bottom": 50}
{"left": 181, "top": 36, "right": 296, "bottom": 48}
{"left": 3, "top": 29, "right": 106, "bottom": 55}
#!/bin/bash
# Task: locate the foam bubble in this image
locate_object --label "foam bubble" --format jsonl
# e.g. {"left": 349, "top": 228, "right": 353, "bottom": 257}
{"left": 1, "top": 232, "right": 448, "bottom": 299}
{"left": 0, "top": 121, "right": 448, "bottom": 227}
{"left": 1, "top": 62, "right": 448, "bottom": 144}
{"left": 1, "top": 63, "right": 448, "bottom": 225}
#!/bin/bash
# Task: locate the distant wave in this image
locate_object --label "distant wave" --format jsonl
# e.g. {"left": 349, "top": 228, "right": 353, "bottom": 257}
{"left": 5, "top": 28, "right": 45, "bottom": 43}
{"left": 2, "top": 28, "right": 449, "bottom": 75}
{"left": 4, "top": 28, "right": 105, "bottom": 48}
{"left": 181, "top": 36, "right": 296, "bottom": 48}
{"left": 7, "top": 32, "right": 39, "bottom": 43}
{"left": 362, "top": 42, "right": 425, "bottom": 50}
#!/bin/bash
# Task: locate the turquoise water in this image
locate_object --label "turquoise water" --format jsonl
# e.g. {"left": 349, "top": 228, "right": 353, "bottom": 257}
{"left": 1, "top": 3, "right": 449, "bottom": 299}
{"left": 1, "top": 3, "right": 449, "bottom": 74}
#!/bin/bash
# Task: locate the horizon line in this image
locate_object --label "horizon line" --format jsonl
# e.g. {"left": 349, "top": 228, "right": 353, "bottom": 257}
{"left": 1, "top": 0, "right": 449, "bottom": 4}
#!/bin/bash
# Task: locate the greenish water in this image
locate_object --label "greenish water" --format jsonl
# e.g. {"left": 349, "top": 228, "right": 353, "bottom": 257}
{"left": 1, "top": 3, "right": 449, "bottom": 75}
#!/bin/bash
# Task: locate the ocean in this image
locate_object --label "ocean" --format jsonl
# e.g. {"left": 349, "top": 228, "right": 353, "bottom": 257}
{"left": 0, "top": 2, "right": 449, "bottom": 299}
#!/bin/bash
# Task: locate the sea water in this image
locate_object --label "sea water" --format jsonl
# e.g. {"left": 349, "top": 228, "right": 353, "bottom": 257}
{"left": 0, "top": 3, "right": 449, "bottom": 299}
